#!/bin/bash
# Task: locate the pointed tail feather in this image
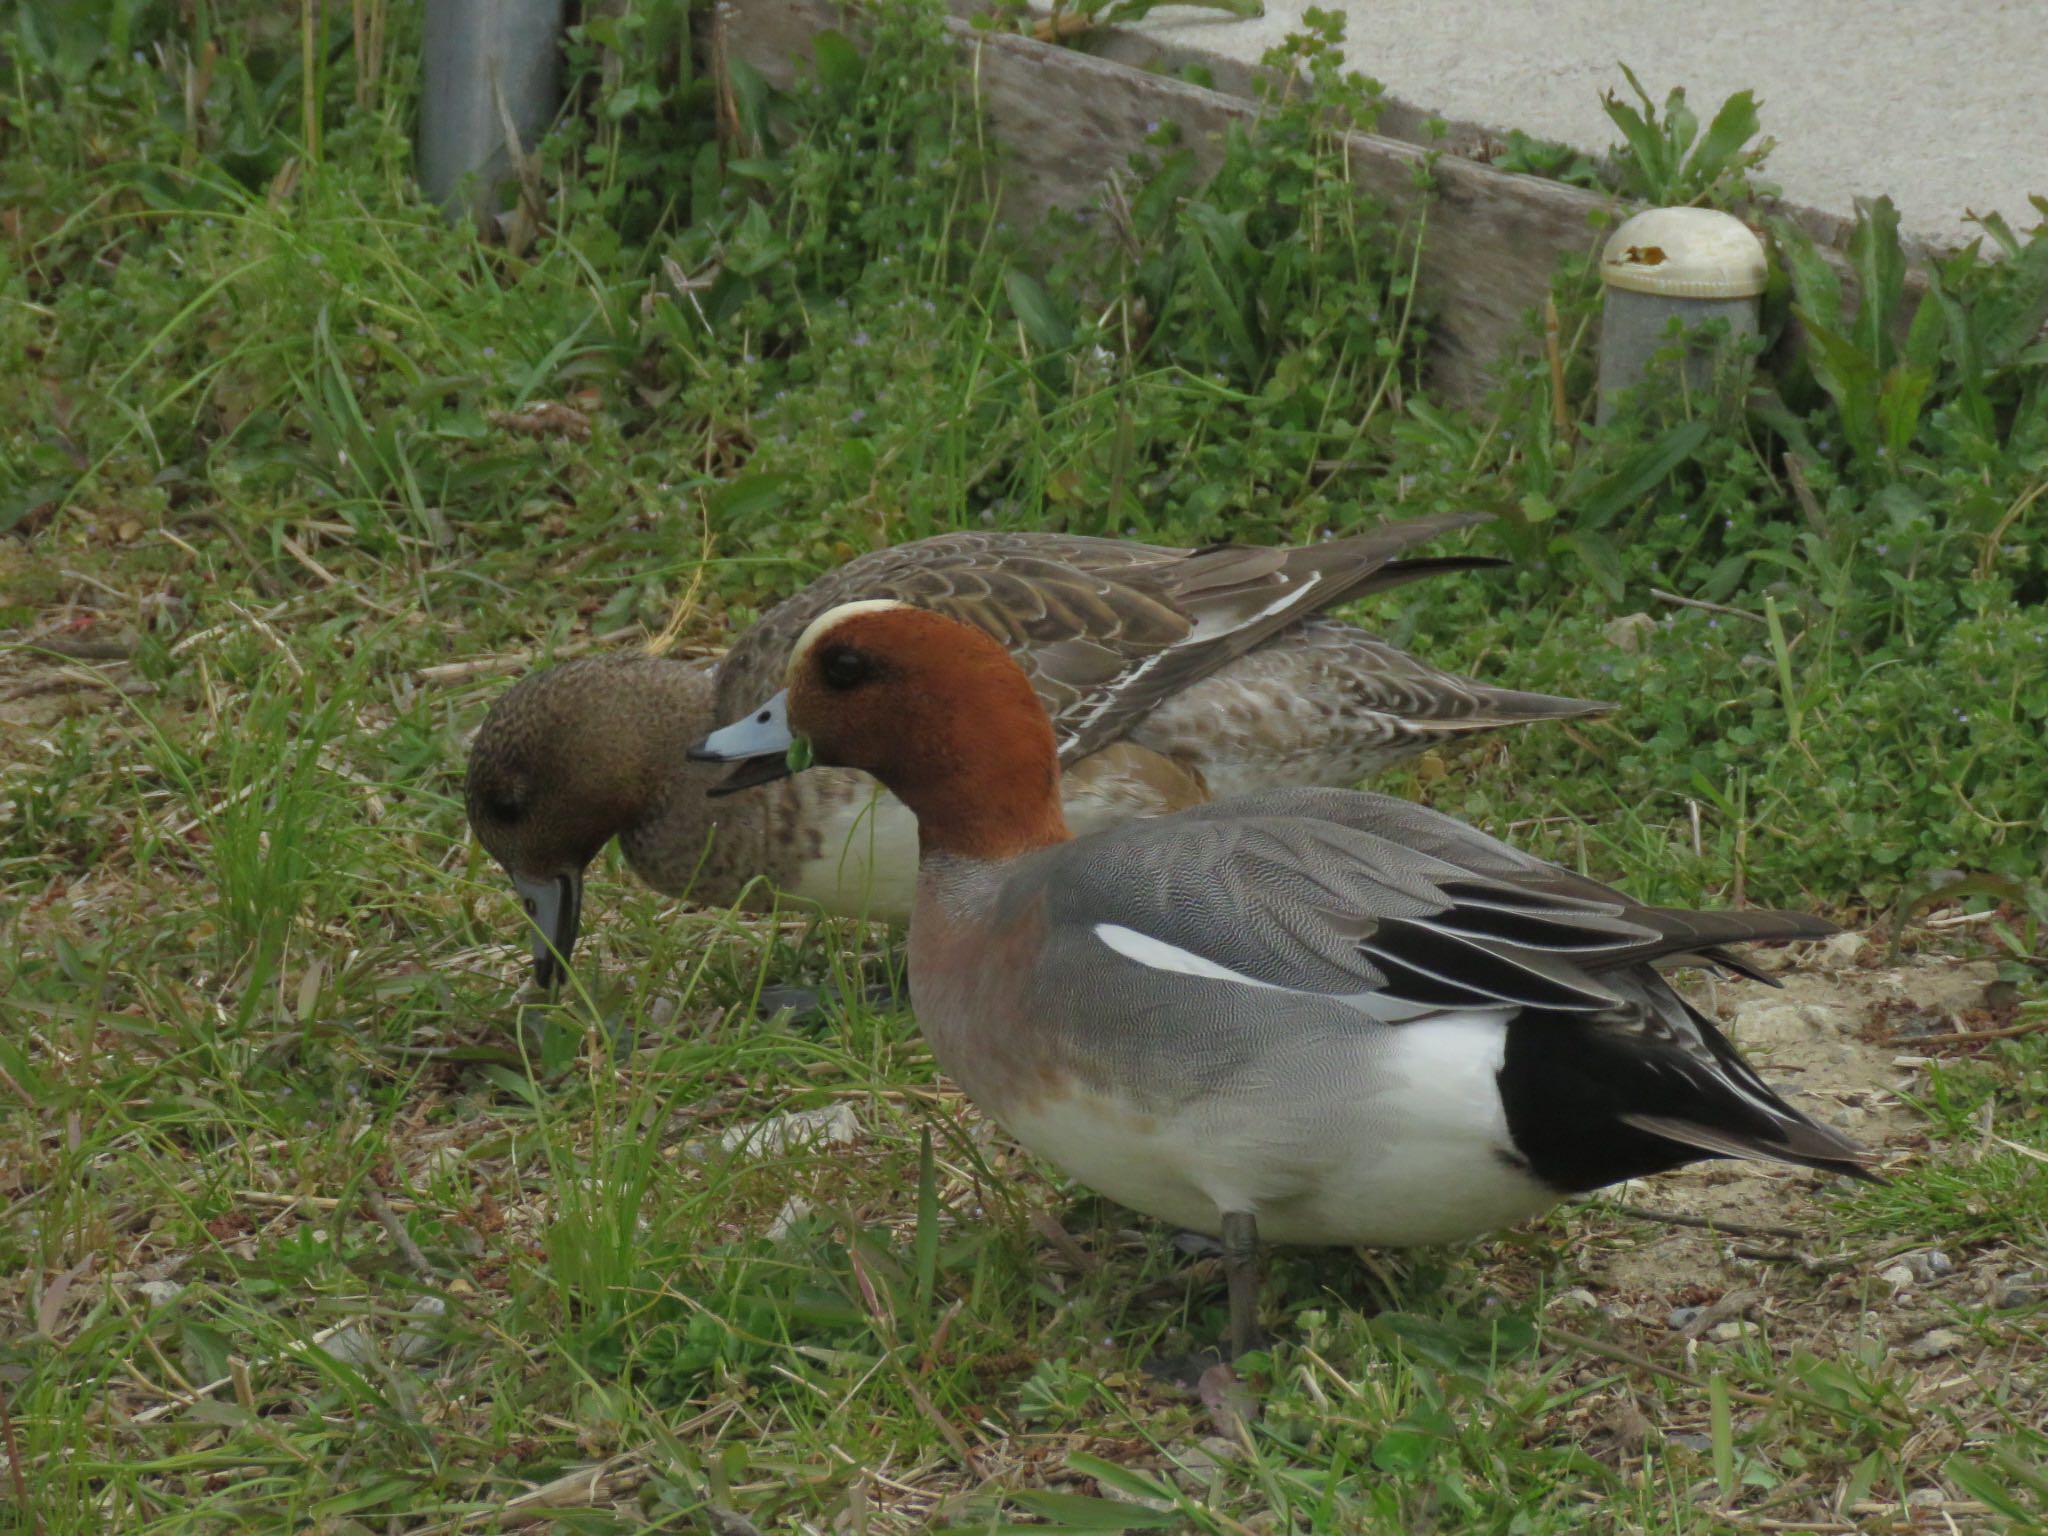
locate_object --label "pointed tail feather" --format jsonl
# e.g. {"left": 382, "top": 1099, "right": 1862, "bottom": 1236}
{"left": 1415, "top": 681, "right": 1615, "bottom": 728}
{"left": 1619, "top": 1112, "right": 1885, "bottom": 1183}
{"left": 1270, "top": 512, "right": 1496, "bottom": 611}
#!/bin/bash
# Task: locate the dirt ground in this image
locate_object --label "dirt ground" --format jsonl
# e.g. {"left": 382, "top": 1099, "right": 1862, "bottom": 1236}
{"left": 1556, "top": 939, "right": 2038, "bottom": 1393}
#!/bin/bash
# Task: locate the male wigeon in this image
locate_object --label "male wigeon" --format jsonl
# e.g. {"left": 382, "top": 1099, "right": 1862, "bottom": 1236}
{"left": 692, "top": 601, "right": 1875, "bottom": 1358}
{"left": 468, "top": 517, "right": 1606, "bottom": 987}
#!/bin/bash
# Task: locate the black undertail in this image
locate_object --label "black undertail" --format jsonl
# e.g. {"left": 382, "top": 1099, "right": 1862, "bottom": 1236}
{"left": 1495, "top": 1001, "right": 1877, "bottom": 1194}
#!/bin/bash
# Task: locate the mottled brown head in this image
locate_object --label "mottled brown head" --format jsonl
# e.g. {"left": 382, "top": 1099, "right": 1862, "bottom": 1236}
{"left": 466, "top": 652, "right": 717, "bottom": 985}
{"left": 694, "top": 601, "right": 1070, "bottom": 861}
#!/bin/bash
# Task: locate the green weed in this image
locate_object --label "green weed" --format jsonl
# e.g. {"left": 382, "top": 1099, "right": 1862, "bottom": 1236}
{"left": 4, "top": 1, "right": 2045, "bottom": 1530}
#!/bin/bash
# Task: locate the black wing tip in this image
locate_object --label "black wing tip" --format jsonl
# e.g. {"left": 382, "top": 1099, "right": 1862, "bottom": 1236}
{"left": 1834, "top": 1157, "right": 1890, "bottom": 1186}
{"left": 1763, "top": 1119, "right": 1888, "bottom": 1184}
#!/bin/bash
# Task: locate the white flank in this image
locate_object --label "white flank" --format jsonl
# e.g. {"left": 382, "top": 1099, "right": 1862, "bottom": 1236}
{"left": 995, "top": 1005, "right": 1556, "bottom": 1248}
{"left": 1250, "top": 1011, "right": 1551, "bottom": 1245}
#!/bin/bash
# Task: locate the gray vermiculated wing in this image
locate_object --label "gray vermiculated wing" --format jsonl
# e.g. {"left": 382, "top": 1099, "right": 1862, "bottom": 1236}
{"left": 1029, "top": 809, "right": 1657, "bottom": 1017}
{"left": 1028, "top": 791, "right": 1831, "bottom": 1019}
{"left": 1168, "top": 788, "right": 1835, "bottom": 955}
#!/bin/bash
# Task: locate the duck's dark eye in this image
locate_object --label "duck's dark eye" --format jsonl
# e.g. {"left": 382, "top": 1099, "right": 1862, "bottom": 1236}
{"left": 482, "top": 791, "right": 523, "bottom": 825}
{"left": 818, "top": 644, "right": 877, "bottom": 691}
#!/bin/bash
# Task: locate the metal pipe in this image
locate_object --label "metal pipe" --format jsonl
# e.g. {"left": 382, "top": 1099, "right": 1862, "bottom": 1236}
{"left": 418, "top": 0, "right": 568, "bottom": 220}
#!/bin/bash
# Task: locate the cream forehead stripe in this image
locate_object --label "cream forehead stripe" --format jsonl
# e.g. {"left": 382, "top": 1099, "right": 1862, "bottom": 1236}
{"left": 784, "top": 598, "right": 915, "bottom": 684}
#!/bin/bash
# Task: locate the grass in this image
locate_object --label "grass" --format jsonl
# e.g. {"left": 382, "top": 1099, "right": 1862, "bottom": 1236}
{"left": 4, "top": 0, "right": 2046, "bottom": 1530}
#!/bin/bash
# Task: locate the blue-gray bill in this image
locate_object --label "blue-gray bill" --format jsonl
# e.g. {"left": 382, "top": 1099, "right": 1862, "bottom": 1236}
{"left": 690, "top": 690, "right": 798, "bottom": 797}
{"left": 515, "top": 871, "right": 582, "bottom": 990}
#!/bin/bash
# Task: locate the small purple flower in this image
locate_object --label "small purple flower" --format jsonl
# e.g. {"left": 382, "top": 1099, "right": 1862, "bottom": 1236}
{"left": 852, "top": 330, "right": 870, "bottom": 348}
{"left": 1145, "top": 120, "right": 1160, "bottom": 134}
{"left": 850, "top": 408, "right": 866, "bottom": 424}
{"left": 1708, "top": 618, "right": 1720, "bottom": 629}
{"left": 483, "top": 346, "right": 495, "bottom": 358}
{"left": 1875, "top": 543, "right": 1888, "bottom": 554}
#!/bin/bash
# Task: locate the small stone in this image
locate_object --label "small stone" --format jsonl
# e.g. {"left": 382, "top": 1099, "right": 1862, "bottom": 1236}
{"left": 1898, "top": 1327, "right": 1964, "bottom": 1361}
{"left": 1708, "top": 1320, "right": 1759, "bottom": 1342}
{"left": 318, "top": 1324, "right": 378, "bottom": 1366}
{"left": 1905, "top": 1488, "right": 1946, "bottom": 1510}
{"left": 1549, "top": 1287, "right": 1601, "bottom": 1314}
{"left": 394, "top": 1295, "right": 448, "bottom": 1362}
{"left": 1881, "top": 1264, "right": 1915, "bottom": 1292}
{"left": 134, "top": 1280, "right": 185, "bottom": 1306}
{"left": 712, "top": 1103, "right": 859, "bottom": 1159}
{"left": 1093, "top": 1476, "right": 1176, "bottom": 1514}
{"left": 1991, "top": 1271, "right": 2046, "bottom": 1310}
{"left": 1667, "top": 1305, "right": 1704, "bottom": 1330}
{"left": 420, "top": 1145, "right": 465, "bottom": 1179}
{"left": 1816, "top": 931, "right": 1868, "bottom": 968}
{"left": 1168, "top": 1435, "right": 1235, "bottom": 1492}
{"left": 1666, "top": 1431, "right": 1713, "bottom": 1453}
{"left": 763, "top": 1196, "right": 812, "bottom": 1242}
{"left": 1603, "top": 612, "right": 1656, "bottom": 653}
{"left": 1903, "top": 1250, "right": 1953, "bottom": 1284}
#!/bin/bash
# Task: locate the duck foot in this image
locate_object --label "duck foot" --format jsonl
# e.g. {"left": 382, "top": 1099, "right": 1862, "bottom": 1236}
{"left": 513, "top": 998, "right": 637, "bottom": 1058}
{"left": 1141, "top": 1347, "right": 1229, "bottom": 1391}
{"left": 755, "top": 977, "right": 903, "bottom": 1023}
{"left": 1140, "top": 1355, "right": 1261, "bottom": 1436}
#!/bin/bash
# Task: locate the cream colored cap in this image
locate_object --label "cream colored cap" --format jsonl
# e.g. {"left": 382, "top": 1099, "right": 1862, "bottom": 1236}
{"left": 1600, "top": 207, "right": 1768, "bottom": 299}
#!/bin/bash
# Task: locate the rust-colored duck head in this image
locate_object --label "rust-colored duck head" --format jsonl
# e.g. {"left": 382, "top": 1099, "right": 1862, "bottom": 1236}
{"left": 466, "top": 652, "right": 721, "bottom": 987}
{"left": 691, "top": 600, "right": 1071, "bottom": 861}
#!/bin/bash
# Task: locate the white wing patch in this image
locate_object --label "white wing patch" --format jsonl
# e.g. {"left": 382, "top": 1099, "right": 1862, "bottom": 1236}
{"left": 1054, "top": 573, "right": 1325, "bottom": 755}
{"left": 1092, "top": 923, "right": 1284, "bottom": 990}
{"left": 1184, "top": 575, "right": 1323, "bottom": 643}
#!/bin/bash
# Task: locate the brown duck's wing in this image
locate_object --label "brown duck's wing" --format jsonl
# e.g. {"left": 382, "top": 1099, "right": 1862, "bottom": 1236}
{"left": 717, "top": 515, "right": 1492, "bottom": 763}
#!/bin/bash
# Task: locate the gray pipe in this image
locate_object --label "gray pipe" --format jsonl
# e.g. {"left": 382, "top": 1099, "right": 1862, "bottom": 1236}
{"left": 419, "top": 0, "right": 568, "bottom": 219}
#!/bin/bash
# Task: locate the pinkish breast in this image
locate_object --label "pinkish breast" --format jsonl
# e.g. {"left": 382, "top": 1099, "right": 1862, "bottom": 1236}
{"left": 908, "top": 872, "right": 1074, "bottom": 1126}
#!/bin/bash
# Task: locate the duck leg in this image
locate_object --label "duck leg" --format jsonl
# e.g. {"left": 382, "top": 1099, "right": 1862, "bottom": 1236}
{"left": 1220, "top": 1210, "right": 1268, "bottom": 1358}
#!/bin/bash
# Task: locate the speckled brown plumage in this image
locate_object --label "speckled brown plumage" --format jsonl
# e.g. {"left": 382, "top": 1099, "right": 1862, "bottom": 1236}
{"left": 465, "top": 519, "right": 1609, "bottom": 974}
